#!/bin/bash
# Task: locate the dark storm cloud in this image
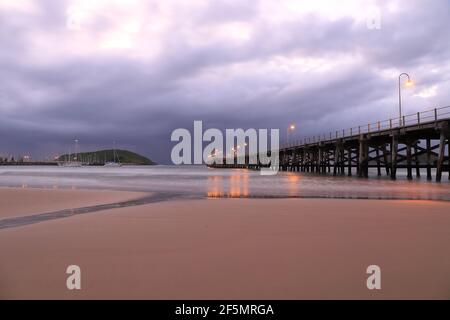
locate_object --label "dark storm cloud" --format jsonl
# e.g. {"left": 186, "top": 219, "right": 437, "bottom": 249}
{"left": 0, "top": 0, "right": 449, "bottom": 163}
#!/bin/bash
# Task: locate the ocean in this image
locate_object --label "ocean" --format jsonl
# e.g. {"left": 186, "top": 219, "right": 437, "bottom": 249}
{"left": 0, "top": 165, "right": 449, "bottom": 201}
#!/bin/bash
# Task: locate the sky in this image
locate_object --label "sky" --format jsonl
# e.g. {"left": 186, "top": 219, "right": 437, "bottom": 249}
{"left": 1, "top": 0, "right": 449, "bottom": 163}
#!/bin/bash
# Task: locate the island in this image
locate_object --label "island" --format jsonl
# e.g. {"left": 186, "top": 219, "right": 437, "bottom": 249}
{"left": 57, "top": 149, "right": 156, "bottom": 166}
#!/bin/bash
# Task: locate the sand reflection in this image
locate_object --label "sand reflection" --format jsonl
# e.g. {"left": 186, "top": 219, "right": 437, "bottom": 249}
{"left": 207, "top": 170, "right": 249, "bottom": 198}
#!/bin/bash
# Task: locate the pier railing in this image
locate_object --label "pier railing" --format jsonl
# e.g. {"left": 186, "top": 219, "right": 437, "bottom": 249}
{"left": 282, "top": 106, "right": 450, "bottom": 148}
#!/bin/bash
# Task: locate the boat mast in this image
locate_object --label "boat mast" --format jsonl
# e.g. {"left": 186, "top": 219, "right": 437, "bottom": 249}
{"left": 74, "top": 139, "right": 79, "bottom": 163}
{"left": 113, "top": 141, "right": 118, "bottom": 163}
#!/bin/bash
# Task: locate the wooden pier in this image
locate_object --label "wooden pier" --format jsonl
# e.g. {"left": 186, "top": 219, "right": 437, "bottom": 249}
{"left": 209, "top": 107, "right": 450, "bottom": 182}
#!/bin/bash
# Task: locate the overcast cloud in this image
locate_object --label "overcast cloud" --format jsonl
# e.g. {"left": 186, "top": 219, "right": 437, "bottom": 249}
{"left": 1, "top": 0, "right": 449, "bottom": 163}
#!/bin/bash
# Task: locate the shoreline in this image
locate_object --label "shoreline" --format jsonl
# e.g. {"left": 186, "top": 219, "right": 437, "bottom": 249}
{"left": 1, "top": 185, "right": 450, "bottom": 231}
{"left": 0, "top": 185, "right": 449, "bottom": 202}
{"left": 1, "top": 186, "right": 449, "bottom": 231}
{"left": 0, "top": 187, "right": 449, "bottom": 299}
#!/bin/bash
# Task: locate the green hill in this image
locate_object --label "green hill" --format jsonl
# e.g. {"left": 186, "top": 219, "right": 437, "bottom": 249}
{"left": 57, "top": 149, "right": 156, "bottom": 165}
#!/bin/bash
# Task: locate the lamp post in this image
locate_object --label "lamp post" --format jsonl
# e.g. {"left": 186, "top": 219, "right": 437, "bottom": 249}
{"left": 398, "top": 73, "right": 413, "bottom": 126}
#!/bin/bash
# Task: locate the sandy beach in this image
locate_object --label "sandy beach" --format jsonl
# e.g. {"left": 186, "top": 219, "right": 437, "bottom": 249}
{"left": 0, "top": 187, "right": 449, "bottom": 300}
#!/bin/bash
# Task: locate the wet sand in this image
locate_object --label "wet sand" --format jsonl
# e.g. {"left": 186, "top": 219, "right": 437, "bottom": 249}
{"left": 0, "top": 187, "right": 148, "bottom": 219}
{"left": 0, "top": 188, "right": 449, "bottom": 299}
